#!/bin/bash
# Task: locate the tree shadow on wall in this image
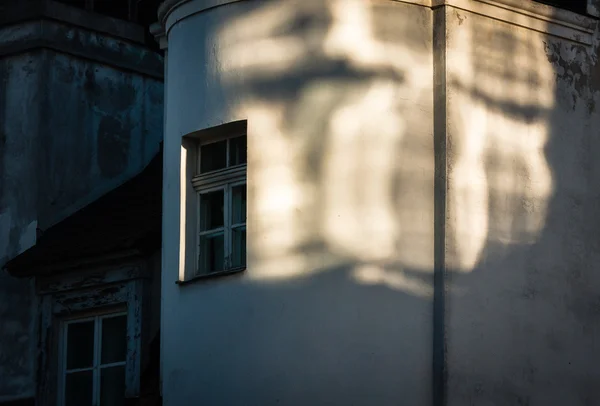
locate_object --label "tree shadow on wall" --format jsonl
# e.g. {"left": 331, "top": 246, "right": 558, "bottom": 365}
{"left": 167, "top": 1, "right": 600, "bottom": 405}
{"left": 445, "top": 8, "right": 600, "bottom": 406}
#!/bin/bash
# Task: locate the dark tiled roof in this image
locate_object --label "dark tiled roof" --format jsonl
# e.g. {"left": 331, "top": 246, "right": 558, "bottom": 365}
{"left": 5, "top": 149, "right": 162, "bottom": 276}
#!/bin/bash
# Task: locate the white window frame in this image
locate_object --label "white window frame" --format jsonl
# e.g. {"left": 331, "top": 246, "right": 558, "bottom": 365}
{"left": 57, "top": 308, "right": 128, "bottom": 406}
{"left": 36, "top": 269, "right": 144, "bottom": 406}
{"left": 190, "top": 135, "right": 247, "bottom": 276}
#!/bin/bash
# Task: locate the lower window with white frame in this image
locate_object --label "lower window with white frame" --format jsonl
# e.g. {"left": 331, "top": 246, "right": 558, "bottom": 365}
{"left": 59, "top": 310, "right": 127, "bottom": 406}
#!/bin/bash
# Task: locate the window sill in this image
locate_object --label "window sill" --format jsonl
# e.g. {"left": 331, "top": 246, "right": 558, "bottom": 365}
{"left": 175, "top": 267, "right": 246, "bottom": 286}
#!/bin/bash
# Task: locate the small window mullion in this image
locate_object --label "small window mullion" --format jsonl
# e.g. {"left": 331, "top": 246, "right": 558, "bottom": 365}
{"left": 225, "top": 138, "right": 230, "bottom": 168}
{"left": 224, "top": 184, "right": 231, "bottom": 270}
{"left": 196, "top": 143, "right": 202, "bottom": 174}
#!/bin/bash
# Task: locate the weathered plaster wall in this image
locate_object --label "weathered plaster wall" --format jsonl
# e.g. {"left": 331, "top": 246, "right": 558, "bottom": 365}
{"left": 0, "top": 24, "right": 163, "bottom": 262}
{"left": 0, "top": 51, "right": 44, "bottom": 403}
{"left": 160, "top": 0, "right": 600, "bottom": 405}
{"left": 161, "top": 0, "right": 434, "bottom": 405}
{"left": 0, "top": 12, "right": 163, "bottom": 401}
{"left": 444, "top": 3, "right": 600, "bottom": 405}
{"left": 0, "top": 271, "right": 36, "bottom": 401}
{"left": 0, "top": 51, "right": 44, "bottom": 271}
{"left": 38, "top": 50, "right": 163, "bottom": 229}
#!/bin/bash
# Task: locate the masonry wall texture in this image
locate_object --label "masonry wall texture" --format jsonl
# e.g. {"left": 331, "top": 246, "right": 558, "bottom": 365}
{"left": 0, "top": 6, "right": 163, "bottom": 401}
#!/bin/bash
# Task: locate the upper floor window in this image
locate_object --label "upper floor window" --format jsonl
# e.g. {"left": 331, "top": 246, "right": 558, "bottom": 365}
{"left": 191, "top": 135, "right": 247, "bottom": 276}
{"left": 532, "top": 0, "right": 588, "bottom": 14}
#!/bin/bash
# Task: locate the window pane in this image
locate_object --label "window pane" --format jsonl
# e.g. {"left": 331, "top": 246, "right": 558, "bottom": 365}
{"left": 100, "top": 365, "right": 126, "bottom": 406}
{"left": 200, "top": 140, "right": 227, "bottom": 173}
{"left": 65, "top": 370, "right": 93, "bottom": 406}
{"left": 101, "top": 315, "right": 127, "bottom": 364}
{"left": 232, "top": 184, "right": 247, "bottom": 224}
{"left": 232, "top": 226, "right": 246, "bottom": 268}
{"left": 199, "top": 233, "right": 224, "bottom": 273}
{"left": 200, "top": 190, "right": 224, "bottom": 231}
{"left": 229, "top": 135, "right": 247, "bottom": 166}
{"left": 66, "top": 321, "right": 95, "bottom": 370}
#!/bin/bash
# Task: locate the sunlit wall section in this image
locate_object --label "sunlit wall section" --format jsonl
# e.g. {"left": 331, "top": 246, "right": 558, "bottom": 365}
{"left": 444, "top": 1, "right": 600, "bottom": 404}
{"left": 159, "top": 0, "right": 435, "bottom": 404}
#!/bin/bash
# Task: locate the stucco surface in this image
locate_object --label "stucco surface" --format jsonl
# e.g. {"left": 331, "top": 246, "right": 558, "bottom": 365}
{"left": 444, "top": 5, "right": 600, "bottom": 405}
{"left": 37, "top": 50, "right": 163, "bottom": 229}
{"left": 0, "top": 51, "right": 42, "bottom": 402}
{"left": 0, "top": 271, "right": 35, "bottom": 401}
{"left": 160, "top": 0, "right": 600, "bottom": 405}
{"left": 162, "top": 0, "right": 435, "bottom": 405}
{"left": 0, "top": 16, "right": 163, "bottom": 400}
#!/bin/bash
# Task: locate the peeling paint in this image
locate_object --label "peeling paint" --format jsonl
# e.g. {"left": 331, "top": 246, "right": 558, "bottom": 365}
{"left": 97, "top": 116, "right": 131, "bottom": 178}
{"left": 0, "top": 10, "right": 163, "bottom": 402}
{"left": 543, "top": 38, "right": 600, "bottom": 114}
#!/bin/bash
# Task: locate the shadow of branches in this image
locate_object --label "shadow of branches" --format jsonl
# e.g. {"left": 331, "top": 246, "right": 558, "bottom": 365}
{"left": 161, "top": 1, "right": 600, "bottom": 405}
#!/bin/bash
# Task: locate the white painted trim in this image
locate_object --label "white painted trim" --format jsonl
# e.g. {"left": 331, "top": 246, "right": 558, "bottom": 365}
{"left": 38, "top": 270, "right": 148, "bottom": 406}
{"left": 224, "top": 184, "right": 231, "bottom": 270}
{"left": 439, "top": 0, "right": 595, "bottom": 45}
{"left": 37, "top": 264, "right": 144, "bottom": 295}
{"left": 181, "top": 138, "right": 200, "bottom": 281}
{"left": 191, "top": 165, "right": 247, "bottom": 190}
{"left": 199, "top": 227, "right": 225, "bottom": 236}
{"left": 158, "top": 0, "right": 436, "bottom": 37}
{"left": 180, "top": 132, "right": 247, "bottom": 281}
{"left": 157, "top": 0, "right": 596, "bottom": 49}
{"left": 52, "top": 287, "right": 129, "bottom": 315}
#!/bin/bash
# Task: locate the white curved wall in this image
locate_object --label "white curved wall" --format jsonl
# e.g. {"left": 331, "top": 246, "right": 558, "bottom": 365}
{"left": 160, "top": 0, "right": 600, "bottom": 404}
{"left": 161, "top": 0, "right": 435, "bottom": 405}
